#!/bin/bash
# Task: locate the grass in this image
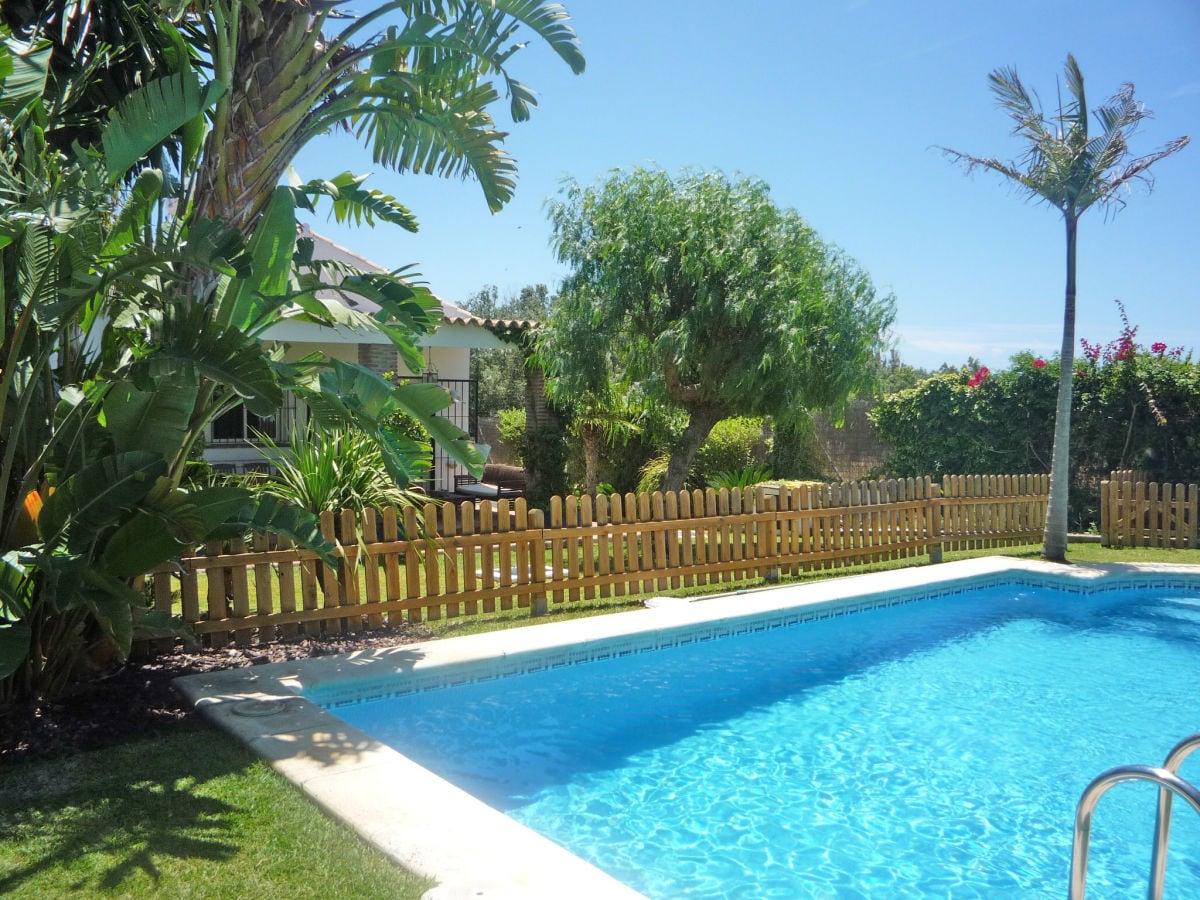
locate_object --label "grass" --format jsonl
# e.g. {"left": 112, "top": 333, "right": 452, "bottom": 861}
{"left": 0, "top": 730, "right": 431, "bottom": 899}
{"left": 5, "top": 541, "right": 1198, "bottom": 896}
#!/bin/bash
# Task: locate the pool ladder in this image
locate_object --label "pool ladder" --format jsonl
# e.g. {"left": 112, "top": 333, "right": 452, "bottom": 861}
{"left": 1069, "top": 733, "right": 1200, "bottom": 899}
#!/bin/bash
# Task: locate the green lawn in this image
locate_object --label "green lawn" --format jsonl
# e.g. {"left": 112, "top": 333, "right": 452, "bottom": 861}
{"left": 4, "top": 542, "right": 1197, "bottom": 897}
{"left": 0, "top": 730, "right": 431, "bottom": 899}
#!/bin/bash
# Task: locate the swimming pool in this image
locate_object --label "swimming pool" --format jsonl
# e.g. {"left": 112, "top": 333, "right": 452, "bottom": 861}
{"left": 177, "top": 558, "right": 1200, "bottom": 898}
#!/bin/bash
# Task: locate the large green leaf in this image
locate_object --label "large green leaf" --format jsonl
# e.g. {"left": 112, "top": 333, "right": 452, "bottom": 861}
{"left": 85, "top": 574, "right": 139, "bottom": 658}
{"left": 0, "top": 40, "right": 51, "bottom": 118}
{"left": 102, "top": 69, "right": 227, "bottom": 183}
{"left": 246, "top": 187, "right": 297, "bottom": 297}
{"left": 103, "top": 378, "right": 198, "bottom": 460}
{"left": 0, "top": 551, "right": 33, "bottom": 619}
{"left": 215, "top": 187, "right": 298, "bottom": 331}
{"left": 143, "top": 305, "right": 282, "bottom": 416}
{"left": 100, "top": 510, "right": 189, "bottom": 578}
{"left": 101, "top": 483, "right": 255, "bottom": 577}
{"left": 181, "top": 218, "right": 252, "bottom": 277}
{"left": 211, "top": 494, "right": 333, "bottom": 561}
{"left": 393, "top": 382, "right": 487, "bottom": 477}
{"left": 101, "top": 168, "right": 164, "bottom": 256}
{"left": 38, "top": 452, "right": 166, "bottom": 550}
{"left": 298, "top": 362, "right": 485, "bottom": 483}
{"left": 0, "top": 623, "right": 31, "bottom": 682}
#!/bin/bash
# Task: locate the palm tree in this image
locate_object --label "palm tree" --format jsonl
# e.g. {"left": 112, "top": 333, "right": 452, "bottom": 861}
{"left": 194, "top": 0, "right": 585, "bottom": 233}
{"left": 943, "top": 54, "right": 1189, "bottom": 562}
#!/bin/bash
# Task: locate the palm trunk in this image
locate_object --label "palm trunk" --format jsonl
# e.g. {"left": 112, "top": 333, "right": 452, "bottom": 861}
{"left": 1042, "top": 215, "right": 1077, "bottom": 562}
{"left": 663, "top": 405, "right": 723, "bottom": 494}
{"left": 192, "top": 1, "right": 321, "bottom": 234}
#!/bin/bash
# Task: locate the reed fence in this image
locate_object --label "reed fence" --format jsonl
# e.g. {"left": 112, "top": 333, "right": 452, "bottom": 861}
{"left": 1101, "top": 478, "right": 1198, "bottom": 549}
{"left": 140, "top": 473, "right": 1049, "bottom": 649}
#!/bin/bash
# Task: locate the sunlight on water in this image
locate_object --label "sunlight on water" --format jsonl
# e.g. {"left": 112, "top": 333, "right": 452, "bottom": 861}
{"left": 329, "top": 583, "right": 1200, "bottom": 898}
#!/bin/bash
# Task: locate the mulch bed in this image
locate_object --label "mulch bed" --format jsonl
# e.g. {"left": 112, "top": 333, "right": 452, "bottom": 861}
{"left": 1, "top": 623, "right": 434, "bottom": 768}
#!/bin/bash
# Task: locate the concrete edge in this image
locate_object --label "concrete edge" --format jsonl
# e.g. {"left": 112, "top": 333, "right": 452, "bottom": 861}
{"left": 175, "top": 556, "right": 1200, "bottom": 898}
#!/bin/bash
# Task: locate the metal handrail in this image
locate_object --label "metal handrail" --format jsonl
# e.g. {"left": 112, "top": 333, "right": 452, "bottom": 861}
{"left": 1148, "top": 733, "right": 1200, "bottom": 898}
{"left": 1069, "top": 764, "right": 1200, "bottom": 900}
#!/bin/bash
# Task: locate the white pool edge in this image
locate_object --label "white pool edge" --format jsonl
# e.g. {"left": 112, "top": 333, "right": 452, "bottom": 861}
{"left": 174, "top": 556, "right": 1200, "bottom": 899}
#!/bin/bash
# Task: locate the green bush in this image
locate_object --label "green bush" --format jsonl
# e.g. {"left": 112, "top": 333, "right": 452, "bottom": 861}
{"left": 633, "top": 417, "right": 772, "bottom": 494}
{"left": 524, "top": 424, "right": 569, "bottom": 507}
{"left": 771, "top": 417, "right": 826, "bottom": 480}
{"left": 636, "top": 453, "right": 671, "bottom": 495}
{"left": 497, "top": 407, "right": 527, "bottom": 466}
{"left": 708, "top": 464, "right": 774, "bottom": 490}
{"left": 693, "top": 417, "right": 771, "bottom": 486}
{"left": 871, "top": 341, "right": 1200, "bottom": 529}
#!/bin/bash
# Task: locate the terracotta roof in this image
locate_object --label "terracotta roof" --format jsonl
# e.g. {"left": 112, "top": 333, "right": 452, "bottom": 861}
{"left": 302, "top": 227, "right": 538, "bottom": 332}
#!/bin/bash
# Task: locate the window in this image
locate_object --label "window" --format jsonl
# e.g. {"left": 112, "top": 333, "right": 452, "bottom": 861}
{"left": 211, "top": 405, "right": 277, "bottom": 443}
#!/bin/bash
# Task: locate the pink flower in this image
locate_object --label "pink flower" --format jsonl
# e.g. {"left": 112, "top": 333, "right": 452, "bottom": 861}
{"left": 1032, "top": 358, "right": 1047, "bottom": 369}
{"left": 1151, "top": 342, "right": 1168, "bottom": 356}
{"left": 1080, "top": 339, "right": 1102, "bottom": 363}
{"left": 967, "top": 366, "right": 990, "bottom": 388}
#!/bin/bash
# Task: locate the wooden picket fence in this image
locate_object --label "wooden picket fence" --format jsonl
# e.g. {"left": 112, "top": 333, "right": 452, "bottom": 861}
{"left": 1101, "top": 477, "right": 1199, "bottom": 549}
{"left": 141, "top": 473, "right": 1049, "bottom": 649}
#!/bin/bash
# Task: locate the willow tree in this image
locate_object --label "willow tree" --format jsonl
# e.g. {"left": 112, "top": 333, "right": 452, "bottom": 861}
{"left": 542, "top": 168, "right": 895, "bottom": 493}
{"left": 943, "top": 55, "right": 1189, "bottom": 561}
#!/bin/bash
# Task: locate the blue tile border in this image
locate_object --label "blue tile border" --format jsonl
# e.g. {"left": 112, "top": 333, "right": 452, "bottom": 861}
{"left": 305, "top": 570, "right": 1200, "bottom": 709}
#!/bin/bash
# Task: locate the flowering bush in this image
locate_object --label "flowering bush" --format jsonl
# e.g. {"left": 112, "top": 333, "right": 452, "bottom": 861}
{"left": 872, "top": 334, "right": 1199, "bottom": 529}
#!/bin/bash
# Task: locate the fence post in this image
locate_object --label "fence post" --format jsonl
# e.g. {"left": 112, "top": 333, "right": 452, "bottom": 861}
{"left": 1100, "top": 480, "right": 1111, "bottom": 546}
{"left": 763, "top": 491, "right": 781, "bottom": 583}
{"left": 530, "top": 508, "right": 548, "bottom": 616}
{"left": 928, "top": 481, "right": 944, "bottom": 563}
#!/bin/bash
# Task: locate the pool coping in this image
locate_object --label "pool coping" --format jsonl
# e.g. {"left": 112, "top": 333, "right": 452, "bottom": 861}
{"left": 174, "top": 556, "right": 1200, "bottom": 899}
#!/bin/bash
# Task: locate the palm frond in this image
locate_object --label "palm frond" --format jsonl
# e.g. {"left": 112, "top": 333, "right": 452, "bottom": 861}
{"left": 348, "top": 82, "right": 517, "bottom": 212}
{"left": 947, "top": 55, "right": 1190, "bottom": 219}
{"left": 298, "top": 172, "right": 421, "bottom": 232}
{"left": 489, "top": 1, "right": 586, "bottom": 75}
{"left": 101, "top": 68, "right": 226, "bottom": 183}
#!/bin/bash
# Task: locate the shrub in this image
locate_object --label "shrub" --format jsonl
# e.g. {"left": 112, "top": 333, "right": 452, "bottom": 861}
{"left": 692, "top": 417, "right": 771, "bottom": 486}
{"left": 253, "top": 425, "right": 428, "bottom": 514}
{"left": 636, "top": 453, "right": 671, "bottom": 495}
{"left": 871, "top": 339, "right": 1199, "bottom": 530}
{"left": 497, "top": 407, "right": 527, "bottom": 466}
{"left": 708, "top": 464, "right": 774, "bottom": 490}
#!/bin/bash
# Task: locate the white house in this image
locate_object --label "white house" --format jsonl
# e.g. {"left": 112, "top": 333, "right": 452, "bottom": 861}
{"left": 204, "top": 229, "right": 531, "bottom": 493}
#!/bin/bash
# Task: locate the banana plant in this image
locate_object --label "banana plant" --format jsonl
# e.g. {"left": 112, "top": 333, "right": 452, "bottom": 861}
{"left": 0, "top": 42, "right": 464, "bottom": 697}
{"left": 0, "top": 1, "right": 583, "bottom": 699}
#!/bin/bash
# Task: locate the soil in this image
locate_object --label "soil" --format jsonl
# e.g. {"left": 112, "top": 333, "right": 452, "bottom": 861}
{"left": 0, "top": 623, "right": 435, "bottom": 768}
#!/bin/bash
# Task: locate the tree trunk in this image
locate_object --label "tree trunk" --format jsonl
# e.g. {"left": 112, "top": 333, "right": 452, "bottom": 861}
{"left": 192, "top": 1, "right": 319, "bottom": 234}
{"left": 581, "top": 422, "right": 601, "bottom": 495}
{"left": 1042, "top": 215, "right": 1078, "bottom": 562}
{"left": 663, "top": 405, "right": 724, "bottom": 494}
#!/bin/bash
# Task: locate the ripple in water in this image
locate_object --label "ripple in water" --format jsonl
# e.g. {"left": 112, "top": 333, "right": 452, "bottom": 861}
{"left": 332, "top": 583, "right": 1200, "bottom": 898}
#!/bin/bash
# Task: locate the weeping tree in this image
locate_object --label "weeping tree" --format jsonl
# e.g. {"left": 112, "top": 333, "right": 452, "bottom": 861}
{"left": 942, "top": 54, "right": 1189, "bottom": 561}
{"left": 0, "top": 2, "right": 584, "bottom": 699}
{"left": 541, "top": 168, "right": 895, "bottom": 493}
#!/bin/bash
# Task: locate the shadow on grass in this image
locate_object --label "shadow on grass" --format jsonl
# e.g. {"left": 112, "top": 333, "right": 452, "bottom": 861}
{"left": 0, "top": 732, "right": 249, "bottom": 895}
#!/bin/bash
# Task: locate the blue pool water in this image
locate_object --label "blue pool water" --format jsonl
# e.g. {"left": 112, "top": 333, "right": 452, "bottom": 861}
{"left": 323, "top": 579, "right": 1200, "bottom": 898}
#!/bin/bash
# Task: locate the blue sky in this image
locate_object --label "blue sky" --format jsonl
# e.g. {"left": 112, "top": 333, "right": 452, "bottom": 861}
{"left": 296, "top": 0, "right": 1199, "bottom": 371}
